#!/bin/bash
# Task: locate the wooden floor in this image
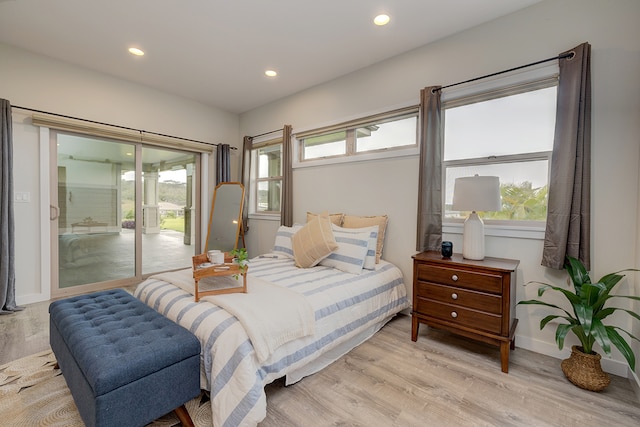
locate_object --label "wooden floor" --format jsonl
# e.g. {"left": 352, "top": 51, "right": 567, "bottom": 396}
{"left": 3, "top": 297, "right": 640, "bottom": 426}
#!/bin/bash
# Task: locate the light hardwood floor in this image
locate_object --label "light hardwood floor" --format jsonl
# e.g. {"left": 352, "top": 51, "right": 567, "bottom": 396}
{"left": 2, "top": 297, "right": 640, "bottom": 426}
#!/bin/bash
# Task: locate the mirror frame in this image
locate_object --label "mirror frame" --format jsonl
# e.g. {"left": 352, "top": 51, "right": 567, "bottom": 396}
{"left": 204, "top": 182, "right": 245, "bottom": 253}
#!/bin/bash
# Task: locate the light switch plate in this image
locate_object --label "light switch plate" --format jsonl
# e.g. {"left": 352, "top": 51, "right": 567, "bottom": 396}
{"left": 14, "top": 191, "right": 31, "bottom": 203}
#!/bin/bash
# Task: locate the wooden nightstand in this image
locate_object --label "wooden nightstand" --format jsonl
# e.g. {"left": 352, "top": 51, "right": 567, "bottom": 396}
{"left": 411, "top": 251, "right": 519, "bottom": 373}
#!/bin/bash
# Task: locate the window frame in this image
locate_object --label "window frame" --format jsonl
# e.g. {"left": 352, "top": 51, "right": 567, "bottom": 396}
{"left": 293, "top": 106, "right": 420, "bottom": 168}
{"left": 440, "top": 62, "right": 559, "bottom": 239}
{"left": 249, "top": 136, "right": 283, "bottom": 219}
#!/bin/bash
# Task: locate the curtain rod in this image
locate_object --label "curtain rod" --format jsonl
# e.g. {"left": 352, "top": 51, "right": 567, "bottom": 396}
{"left": 12, "top": 105, "right": 236, "bottom": 149}
{"left": 433, "top": 51, "right": 574, "bottom": 93}
{"left": 250, "top": 128, "right": 283, "bottom": 139}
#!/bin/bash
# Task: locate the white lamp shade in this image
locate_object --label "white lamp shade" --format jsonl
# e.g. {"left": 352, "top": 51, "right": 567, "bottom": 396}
{"left": 452, "top": 175, "right": 501, "bottom": 260}
{"left": 452, "top": 175, "right": 501, "bottom": 212}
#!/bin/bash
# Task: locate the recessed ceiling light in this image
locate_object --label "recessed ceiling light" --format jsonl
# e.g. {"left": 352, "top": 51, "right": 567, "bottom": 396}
{"left": 128, "top": 47, "right": 145, "bottom": 56}
{"left": 374, "top": 14, "right": 390, "bottom": 26}
{"left": 265, "top": 70, "right": 277, "bottom": 77}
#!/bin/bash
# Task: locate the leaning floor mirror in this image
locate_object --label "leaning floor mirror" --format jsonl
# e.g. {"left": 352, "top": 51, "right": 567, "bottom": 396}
{"left": 205, "top": 182, "right": 245, "bottom": 253}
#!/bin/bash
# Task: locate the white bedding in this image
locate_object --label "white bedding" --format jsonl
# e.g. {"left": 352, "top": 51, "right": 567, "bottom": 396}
{"left": 134, "top": 254, "right": 409, "bottom": 427}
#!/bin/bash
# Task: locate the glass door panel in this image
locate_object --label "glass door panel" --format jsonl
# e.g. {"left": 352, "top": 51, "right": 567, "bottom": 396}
{"left": 141, "top": 147, "right": 197, "bottom": 275}
{"left": 56, "top": 134, "right": 135, "bottom": 288}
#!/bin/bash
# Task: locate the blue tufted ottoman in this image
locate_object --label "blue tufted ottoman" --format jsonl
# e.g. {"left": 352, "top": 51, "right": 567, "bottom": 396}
{"left": 49, "top": 289, "right": 201, "bottom": 427}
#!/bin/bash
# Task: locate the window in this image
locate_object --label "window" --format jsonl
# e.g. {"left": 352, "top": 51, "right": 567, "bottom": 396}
{"left": 253, "top": 142, "right": 282, "bottom": 214}
{"left": 443, "top": 78, "right": 557, "bottom": 227}
{"left": 296, "top": 107, "right": 418, "bottom": 163}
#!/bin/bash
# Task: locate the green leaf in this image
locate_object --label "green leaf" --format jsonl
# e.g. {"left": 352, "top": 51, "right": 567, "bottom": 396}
{"left": 518, "top": 299, "right": 575, "bottom": 320}
{"left": 594, "top": 307, "right": 615, "bottom": 320}
{"left": 581, "top": 282, "right": 606, "bottom": 307}
{"left": 598, "top": 273, "right": 623, "bottom": 293}
{"left": 607, "top": 327, "right": 636, "bottom": 371}
{"left": 564, "top": 256, "right": 591, "bottom": 291}
{"left": 555, "top": 323, "right": 573, "bottom": 350}
{"left": 590, "top": 318, "right": 610, "bottom": 355}
{"left": 537, "top": 284, "right": 582, "bottom": 306}
{"left": 574, "top": 305, "right": 593, "bottom": 336}
{"left": 540, "top": 314, "right": 576, "bottom": 330}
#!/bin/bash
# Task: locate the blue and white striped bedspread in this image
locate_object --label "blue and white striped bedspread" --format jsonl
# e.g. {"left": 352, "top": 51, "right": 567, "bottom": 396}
{"left": 134, "top": 254, "right": 409, "bottom": 427}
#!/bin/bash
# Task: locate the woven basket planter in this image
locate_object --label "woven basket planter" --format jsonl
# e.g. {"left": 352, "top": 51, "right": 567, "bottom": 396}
{"left": 560, "top": 345, "right": 610, "bottom": 391}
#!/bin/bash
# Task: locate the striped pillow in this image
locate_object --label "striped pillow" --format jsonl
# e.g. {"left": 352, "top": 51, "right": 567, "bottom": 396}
{"left": 320, "top": 228, "right": 371, "bottom": 274}
{"left": 292, "top": 213, "right": 338, "bottom": 268}
{"left": 272, "top": 224, "right": 303, "bottom": 258}
{"left": 342, "top": 215, "right": 388, "bottom": 263}
{"left": 331, "top": 224, "right": 379, "bottom": 270}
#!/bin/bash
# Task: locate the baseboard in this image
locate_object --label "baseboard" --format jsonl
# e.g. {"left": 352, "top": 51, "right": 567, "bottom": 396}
{"left": 629, "top": 369, "right": 640, "bottom": 403}
{"left": 515, "top": 334, "right": 632, "bottom": 378}
{"left": 16, "top": 292, "right": 49, "bottom": 306}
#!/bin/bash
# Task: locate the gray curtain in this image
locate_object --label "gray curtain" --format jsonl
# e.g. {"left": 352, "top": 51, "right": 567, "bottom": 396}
{"left": 215, "top": 143, "right": 230, "bottom": 185}
{"left": 416, "top": 86, "right": 443, "bottom": 252}
{"left": 281, "top": 125, "right": 293, "bottom": 226}
{"left": 240, "top": 136, "right": 252, "bottom": 234}
{"left": 1, "top": 99, "right": 22, "bottom": 314}
{"left": 542, "top": 42, "right": 592, "bottom": 270}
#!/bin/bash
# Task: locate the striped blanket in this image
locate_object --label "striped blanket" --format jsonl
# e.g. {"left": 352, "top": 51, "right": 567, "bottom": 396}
{"left": 134, "top": 254, "right": 409, "bottom": 427}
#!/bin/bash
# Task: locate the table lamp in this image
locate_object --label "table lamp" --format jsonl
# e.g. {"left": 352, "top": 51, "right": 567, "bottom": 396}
{"left": 452, "top": 175, "right": 501, "bottom": 260}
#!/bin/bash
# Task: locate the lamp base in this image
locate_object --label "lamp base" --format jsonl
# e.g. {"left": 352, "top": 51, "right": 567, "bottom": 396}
{"left": 462, "top": 212, "right": 485, "bottom": 260}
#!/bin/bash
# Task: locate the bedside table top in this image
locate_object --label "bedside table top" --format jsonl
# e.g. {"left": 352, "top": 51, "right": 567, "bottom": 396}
{"left": 412, "top": 251, "right": 519, "bottom": 272}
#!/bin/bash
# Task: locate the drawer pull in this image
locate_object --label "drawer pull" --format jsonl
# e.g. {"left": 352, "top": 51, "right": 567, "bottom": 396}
{"left": 451, "top": 274, "right": 459, "bottom": 282}
{"left": 451, "top": 293, "right": 458, "bottom": 300}
{"left": 451, "top": 311, "right": 458, "bottom": 318}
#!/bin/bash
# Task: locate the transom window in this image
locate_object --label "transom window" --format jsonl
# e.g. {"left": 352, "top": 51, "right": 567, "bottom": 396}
{"left": 296, "top": 107, "right": 418, "bottom": 163}
{"left": 443, "top": 79, "right": 557, "bottom": 226}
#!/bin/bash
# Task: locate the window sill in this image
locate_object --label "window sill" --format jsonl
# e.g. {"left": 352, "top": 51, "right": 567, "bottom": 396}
{"left": 293, "top": 145, "right": 419, "bottom": 169}
{"left": 443, "top": 223, "right": 545, "bottom": 240}
{"left": 248, "top": 213, "right": 281, "bottom": 222}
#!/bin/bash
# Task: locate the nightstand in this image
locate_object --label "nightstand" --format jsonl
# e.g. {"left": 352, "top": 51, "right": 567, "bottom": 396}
{"left": 411, "top": 251, "right": 519, "bottom": 373}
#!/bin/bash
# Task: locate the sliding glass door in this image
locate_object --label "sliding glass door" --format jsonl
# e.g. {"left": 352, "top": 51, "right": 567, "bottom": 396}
{"left": 50, "top": 132, "right": 199, "bottom": 297}
{"left": 140, "top": 146, "right": 198, "bottom": 275}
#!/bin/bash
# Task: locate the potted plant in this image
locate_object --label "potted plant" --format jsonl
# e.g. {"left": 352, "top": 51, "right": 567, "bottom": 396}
{"left": 230, "top": 248, "right": 249, "bottom": 277}
{"left": 518, "top": 256, "right": 640, "bottom": 391}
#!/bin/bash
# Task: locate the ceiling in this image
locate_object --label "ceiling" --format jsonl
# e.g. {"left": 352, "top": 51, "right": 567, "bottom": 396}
{"left": 0, "top": 0, "right": 541, "bottom": 114}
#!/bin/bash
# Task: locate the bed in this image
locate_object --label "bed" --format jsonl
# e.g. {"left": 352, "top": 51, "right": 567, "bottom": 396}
{"left": 134, "top": 219, "right": 409, "bottom": 426}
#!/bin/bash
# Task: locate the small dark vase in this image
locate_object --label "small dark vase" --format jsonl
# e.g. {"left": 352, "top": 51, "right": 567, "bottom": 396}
{"left": 441, "top": 241, "right": 453, "bottom": 258}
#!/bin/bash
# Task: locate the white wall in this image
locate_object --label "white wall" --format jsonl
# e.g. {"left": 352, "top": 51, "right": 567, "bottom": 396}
{"left": 0, "top": 42, "right": 240, "bottom": 304}
{"left": 240, "top": 0, "right": 640, "bottom": 377}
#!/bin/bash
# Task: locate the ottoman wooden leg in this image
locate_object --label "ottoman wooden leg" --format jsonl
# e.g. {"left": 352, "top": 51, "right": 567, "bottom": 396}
{"left": 174, "top": 404, "right": 195, "bottom": 427}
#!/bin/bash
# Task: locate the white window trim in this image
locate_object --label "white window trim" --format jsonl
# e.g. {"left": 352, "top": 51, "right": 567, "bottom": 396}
{"left": 292, "top": 139, "right": 418, "bottom": 169}
{"left": 249, "top": 132, "right": 283, "bottom": 219}
{"left": 441, "top": 60, "right": 559, "bottom": 240}
{"left": 443, "top": 222, "right": 546, "bottom": 240}
{"left": 292, "top": 103, "right": 419, "bottom": 169}
{"left": 441, "top": 61, "right": 559, "bottom": 103}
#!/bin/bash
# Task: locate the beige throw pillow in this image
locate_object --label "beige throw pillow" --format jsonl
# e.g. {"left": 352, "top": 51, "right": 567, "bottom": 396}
{"left": 306, "top": 211, "right": 344, "bottom": 226}
{"left": 342, "top": 215, "right": 388, "bottom": 263}
{"left": 292, "top": 212, "right": 338, "bottom": 268}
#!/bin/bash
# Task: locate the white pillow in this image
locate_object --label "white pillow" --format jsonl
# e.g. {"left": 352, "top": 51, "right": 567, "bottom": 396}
{"left": 272, "top": 224, "right": 303, "bottom": 258}
{"left": 331, "top": 224, "right": 379, "bottom": 270}
{"left": 320, "top": 228, "right": 371, "bottom": 274}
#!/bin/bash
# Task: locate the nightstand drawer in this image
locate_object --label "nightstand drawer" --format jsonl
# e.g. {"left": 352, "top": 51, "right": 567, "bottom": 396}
{"left": 415, "top": 297, "right": 502, "bottom": 334}
{"left": 416, "top": 264, "right": 502, "bottom": 293}
{"left": 416, "top": 281, "right": 502, "bottom": 314}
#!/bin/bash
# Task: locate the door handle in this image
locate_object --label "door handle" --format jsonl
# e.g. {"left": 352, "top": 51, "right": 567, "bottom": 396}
{"left": 50, "top": 205, "right": 60, "bottom": 220}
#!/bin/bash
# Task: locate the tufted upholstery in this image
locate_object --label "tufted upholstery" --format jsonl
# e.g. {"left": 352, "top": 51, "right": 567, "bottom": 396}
{"left": 49, "top": 289, "right": 201, "bottom": 427}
